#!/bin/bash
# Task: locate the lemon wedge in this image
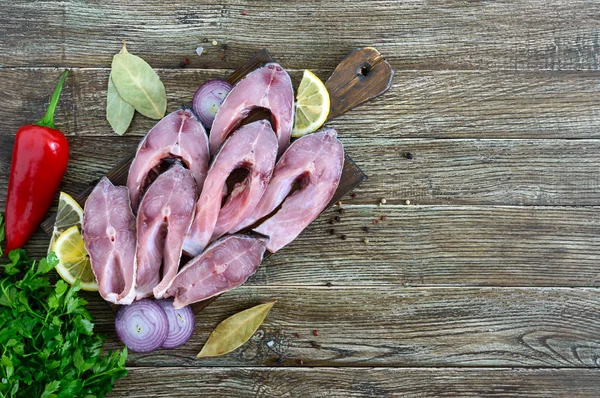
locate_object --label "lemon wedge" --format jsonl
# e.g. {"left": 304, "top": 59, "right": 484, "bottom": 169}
{"left": 48, "top": 192, "right": 84, "bottom": 253}
{"left": 291, "top": 70, "right": 330, "bottom": 137}
{"left": 54, "top": 226, "right": 98, "bottom": 291}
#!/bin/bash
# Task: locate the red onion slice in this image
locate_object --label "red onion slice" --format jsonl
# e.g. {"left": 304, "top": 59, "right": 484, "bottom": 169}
{"left": 192, "top": 79, "right": 233, "bottom": 129}
{"left": 115, "top": 299, "right": 169, "bottom": 353}
{"left": 156, "top": 298, "right": 195, "bottom": 349}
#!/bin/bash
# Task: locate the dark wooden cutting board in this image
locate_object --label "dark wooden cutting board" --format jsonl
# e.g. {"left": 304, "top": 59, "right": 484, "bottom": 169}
{"left": 42, "top": 47, "right": 393, "bottom": 236}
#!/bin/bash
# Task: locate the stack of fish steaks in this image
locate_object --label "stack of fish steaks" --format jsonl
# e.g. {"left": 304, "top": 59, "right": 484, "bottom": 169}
{"left": 83, "top": 63, "right": 344, "bottom": 309}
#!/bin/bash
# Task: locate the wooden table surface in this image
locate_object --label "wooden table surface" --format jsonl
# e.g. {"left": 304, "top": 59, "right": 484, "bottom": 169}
{"left": 2, "top": 1, "right": 600, "bottom": 396}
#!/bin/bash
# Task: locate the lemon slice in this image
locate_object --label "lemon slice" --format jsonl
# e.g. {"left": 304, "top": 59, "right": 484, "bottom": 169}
{"left": 54, "top": 226, "right": 98, "bottom": 291}
{"left": 48, "top": 192, "right": 84, "bottom": 253}
{"left": 291, "top": 70, "right": 330, "bottom": 138}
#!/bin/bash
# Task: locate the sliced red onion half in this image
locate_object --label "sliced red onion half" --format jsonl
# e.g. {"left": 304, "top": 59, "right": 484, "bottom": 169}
{"left": 115, "top": 299, "right": 169, "bottom": 353}
{"left": 192, "top": 79, "right": 233, "bottom": 129}
{"left": 155, "top": 298, "right": 195, "bottom": 349}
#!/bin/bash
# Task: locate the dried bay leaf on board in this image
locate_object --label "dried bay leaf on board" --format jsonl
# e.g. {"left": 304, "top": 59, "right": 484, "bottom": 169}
{"left": 111, "top": 42, "right": 166, "bottom": 119}
{"left": 106, "top": 74, "right": 135, "bottom": 135}
{"left": 197, "top": 301, "right": 277, "bottom": 358}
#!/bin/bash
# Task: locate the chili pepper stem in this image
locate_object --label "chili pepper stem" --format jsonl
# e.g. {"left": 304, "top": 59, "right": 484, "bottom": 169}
{"left": 36, "top": 70, "right": 69, "bottom": 129}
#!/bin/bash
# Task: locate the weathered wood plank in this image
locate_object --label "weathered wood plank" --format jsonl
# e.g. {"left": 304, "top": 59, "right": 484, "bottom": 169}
{"left": 9, "top": 203, "right": 600, "bottom": 287}
{"left": 3, "top": 68, "right": 600, "bottom": 139}
{"left": 330, "top": 70, "right": 600, "bottom": 140}
{"left": 110, "top": 367, "right": 600, "bottom": 397}
{"left": 264, "top": 205, "right": 600, "bottom": 287}
{"left": 83, "top": 287, "right": 600, "bottom": 367}
{"left": 3, "top": 134, "right": 599, "bottom": 207}
{"left": 1, "top": 1, "right": 600, "bottom": 71}
{"left": 347, "top": 138, "right": 600, "bottom": 206}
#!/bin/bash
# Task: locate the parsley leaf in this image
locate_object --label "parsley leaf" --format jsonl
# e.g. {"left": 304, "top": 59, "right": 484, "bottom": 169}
{"left": 0, "top": 250, "right": 127, "bottom": 397}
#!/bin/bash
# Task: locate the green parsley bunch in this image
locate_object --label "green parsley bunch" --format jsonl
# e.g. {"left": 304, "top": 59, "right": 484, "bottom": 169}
{"left": 0, "top": 215, "right": 127, "bottom": 397}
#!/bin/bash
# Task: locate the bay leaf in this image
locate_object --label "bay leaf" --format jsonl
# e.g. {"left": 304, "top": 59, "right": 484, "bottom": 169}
{"left": 197, "top": 301, "right": 277, "bottom": 358}
{"left": 106, "top": 74, "right": 135, "bottom": 135}
{"left": 111, "top": 42, "right": 166, "bottom": 119}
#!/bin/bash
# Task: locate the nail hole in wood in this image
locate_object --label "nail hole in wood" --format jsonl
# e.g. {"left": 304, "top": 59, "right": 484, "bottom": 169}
{"left": 358, "top": 64, "right": 372, "bottom": 77}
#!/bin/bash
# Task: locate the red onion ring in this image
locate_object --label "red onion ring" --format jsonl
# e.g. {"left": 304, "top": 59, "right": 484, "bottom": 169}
{"left": 192, "top": 79, "right": 233, "bottom": 129}
{"left": 114, "top": 299, "right": 169, "bottom": 353}
{"left": 156, "top": 298, "right": 195, "bottom": 349}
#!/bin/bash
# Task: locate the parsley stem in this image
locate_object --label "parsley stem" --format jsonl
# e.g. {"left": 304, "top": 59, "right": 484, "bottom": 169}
{"left": 83, "top": 371, "right": 114, "bottom": 385}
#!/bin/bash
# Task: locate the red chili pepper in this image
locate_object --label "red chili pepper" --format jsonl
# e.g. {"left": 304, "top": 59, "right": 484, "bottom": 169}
{"left": 4, "top": 70, "right": 70, "bottom": 254}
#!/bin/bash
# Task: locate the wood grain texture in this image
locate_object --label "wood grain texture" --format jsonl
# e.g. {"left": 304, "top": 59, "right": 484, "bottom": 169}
{"left": 264, "top": 205, "right": 600, "bottom": 287}
{"left": 82, "top": 287, "right": 600, "bottom": 367}
{"left": 347, "top": 138, "right": 600, "bottom": 206}
{"left": 2, "top": 135, "right": 599, "bottom": 207}
{"left": 3, "top": 69, "right": 600, "bottom": 140}
{"left": 1, "top": 0, "right": 600, "bottom": 71}
{"left": 330, "top": 70, "right": 600, "bottom": 140}
{"left": 109, "top": 367, "right": 600, "bottom": 397}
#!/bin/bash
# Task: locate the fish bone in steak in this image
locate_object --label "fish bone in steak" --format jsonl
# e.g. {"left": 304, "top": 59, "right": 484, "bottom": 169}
{"left": 134, "top": 163, "right": 197, "bottom": 300}
{"left": 127, "top": 108, "right": 209, "bottom": 211}
{"left": 83, "top": 177, "right": 137, "bottom": 304}
{"left": 209, "top": 63, "right": 294, "bottom": 156}
{"left": 183, "top": 120, "right": 278, "bottom": 257}
{"left": 239, "top": 128, "right": 344, "bottom": 252}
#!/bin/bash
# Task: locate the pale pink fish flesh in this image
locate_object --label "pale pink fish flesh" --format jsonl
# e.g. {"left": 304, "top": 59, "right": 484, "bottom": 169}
{"left": 127, "top": 108, "right": 209, "bottom": 211}
{"left": 241, "top": 128, "right": 344, "bottom": 252}
{"left": 167, "top": 234, "right": 268, "bottom": 309}
{"left": 209, "top": 63, "right": 293, "bottom": 156}
{"left": 134, "top": 163, "right": 197, "bottom": 300}
{"left": 83, "top": 177, "right": 137, "bottom": 305}
{"left": 183, "top": 120, "right": 278, "bottom": 257}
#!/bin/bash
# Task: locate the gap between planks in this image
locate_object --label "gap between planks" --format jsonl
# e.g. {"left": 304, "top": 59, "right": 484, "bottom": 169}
{"left": 4, "top": 67, "right": 599, "bottom": 74}
{"left": 121, "top": 365, "right": 600, "bottom": 370}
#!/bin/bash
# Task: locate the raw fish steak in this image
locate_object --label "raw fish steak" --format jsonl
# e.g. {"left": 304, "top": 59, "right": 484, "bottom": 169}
{"left": 209, "top": 63, "right": 293, "bottom": 156}
{"left": 134, "top": 163, "right": 197, "bottom": 299}
{"left": 242, "top": 128, "right": 344, "bottom": 252}
{"left": 83, "top": 177, "right": 137, "bottom": 305}
{"left": 167, "top": 234, "right": 268, "bottom": 309}
{"left": 127, "top": 108, "right": 209, "bottom": 211}
{"left": 183, "top": 120, "right": 278, "bottom": 257}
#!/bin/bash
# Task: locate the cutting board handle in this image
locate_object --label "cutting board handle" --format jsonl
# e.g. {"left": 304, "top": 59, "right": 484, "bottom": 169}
{"left": 325, "top": 47, "right": 394, "bottom": 120}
